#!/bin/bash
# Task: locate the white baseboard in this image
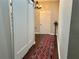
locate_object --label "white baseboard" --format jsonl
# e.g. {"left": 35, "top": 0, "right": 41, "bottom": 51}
{"left": 35, "top": 32, "right": 40, "bottom": 34}
{"left": 50, "top": 33, "right": 58, "bottom": 36}
{"left": 15, "top": 40, "right": 35, "bottom": 59}
{"left": 35, "top": 32, "right": 56, "bottom": 35}
{"left": 50, "top": 33, "right": 55, "bottom": 35}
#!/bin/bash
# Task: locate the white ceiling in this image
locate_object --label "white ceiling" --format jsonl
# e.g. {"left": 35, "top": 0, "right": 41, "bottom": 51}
{"left": 35, "top": 0, "right": 59, "bottom": 2}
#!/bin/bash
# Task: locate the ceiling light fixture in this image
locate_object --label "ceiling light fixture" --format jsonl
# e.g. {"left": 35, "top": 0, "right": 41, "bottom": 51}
{"left": 35, "top": 1, "right": 42, "bottom": 9}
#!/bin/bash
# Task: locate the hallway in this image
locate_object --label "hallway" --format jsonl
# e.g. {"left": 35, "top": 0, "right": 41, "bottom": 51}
{"left": 23, "top": 34, "right": 58, "bottom": 59}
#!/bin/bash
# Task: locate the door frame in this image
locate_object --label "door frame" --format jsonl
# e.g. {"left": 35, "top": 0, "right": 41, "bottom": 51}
{"left": 9, "top": 0, "right": 73, "bottom": 59}
{"left": 57, "top": 0, "right": 73, "bottom": 59}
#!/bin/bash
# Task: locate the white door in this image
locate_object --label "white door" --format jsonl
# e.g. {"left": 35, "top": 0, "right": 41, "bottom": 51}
{"left": 13, "top": 0, "right": 35, "bottom": 59}
{"left": 40, "top": 11, "right": 51, "bottom": 34}
{"left": 28, "top": 0, "right": 35, "bottom": 44}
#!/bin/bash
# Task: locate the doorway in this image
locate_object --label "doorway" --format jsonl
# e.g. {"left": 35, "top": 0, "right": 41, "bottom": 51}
{"left": 9, "top": 0, "right": 73, "bottom": 59}
{"left": 35, "top": 0, "right": 59, "bottom": 35}
{"left": 23, "top": 0, "right": 59, "bottom": 59}
{"left": 34, "top": 0, "right": 73, "bottom": 59}
{"left": 34, "top": 0, "right": 59, "bottom": 59}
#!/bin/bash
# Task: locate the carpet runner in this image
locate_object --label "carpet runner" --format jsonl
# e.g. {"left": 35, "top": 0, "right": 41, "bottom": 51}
{"left": 23, "top": 35, "right": 58, "bottom": 59}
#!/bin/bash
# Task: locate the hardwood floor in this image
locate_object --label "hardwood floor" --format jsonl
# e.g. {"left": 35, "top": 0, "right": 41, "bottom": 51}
{"left": 23, "top": 34, "right": 58, "bottom": 59}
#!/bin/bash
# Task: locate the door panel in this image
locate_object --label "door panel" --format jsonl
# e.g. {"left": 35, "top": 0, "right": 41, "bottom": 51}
{"left": 13, "top": 0, "right": 35, "bottom": 59}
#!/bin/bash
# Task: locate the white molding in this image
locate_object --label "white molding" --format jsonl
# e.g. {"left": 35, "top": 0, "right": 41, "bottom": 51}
{"left": 35, "top": 32, "right": 40, "bottom": 34}
{"left": 15, "top": 40, "right": 35, "bottom": 59}
{"left": 35, "top": 32, "right": 57, "bottom": 35}
{"left": 50, "top": 33, "right": 54, "bottom": 35}
{"left": 49, "top": 33, "right": 58, "bottom": 35}
{"left": 35, "top": 32, "right": 50, "bottom": 34}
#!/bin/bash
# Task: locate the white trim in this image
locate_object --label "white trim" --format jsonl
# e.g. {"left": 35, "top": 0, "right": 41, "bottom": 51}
{"left": 35, "top": 32, "right": 56, "bottom": 35}
{"left": 15, "top": 40, "right": 35, "bottom": 59}
{"left": 35, "top": 32, "right": 51, "bottom": 35}
{"left": 50, "top": 33, "right": 55, "bottom": 35}
{"left": 35, "top": 32, "right": 40, "bottom": 34}
{"left": 50, "top": 33, "right": 57, "bottom": 35}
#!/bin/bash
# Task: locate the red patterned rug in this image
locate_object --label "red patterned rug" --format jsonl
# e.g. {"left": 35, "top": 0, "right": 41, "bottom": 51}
{"left": 23, "top": 35, "right": 58, "bottom": 59}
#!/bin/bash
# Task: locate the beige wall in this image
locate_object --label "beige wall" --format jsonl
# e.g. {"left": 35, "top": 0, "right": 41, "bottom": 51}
{"left": 35, "top": 10, "right": 40, "bottom": 33}
{"left": 35, "top": 1, "right": 59, "bottom": 34}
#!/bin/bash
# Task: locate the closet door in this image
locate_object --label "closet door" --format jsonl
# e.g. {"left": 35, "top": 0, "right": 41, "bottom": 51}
{"left": 13, "top": 0, "right": 35, "bottom": 59}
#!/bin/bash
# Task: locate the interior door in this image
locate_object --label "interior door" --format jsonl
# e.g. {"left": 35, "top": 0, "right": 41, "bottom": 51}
{"left": 13, "top": 0, "right": 35, "bottom": 59}
{"left": 40, "top": 11, "right": 51, "bottom": 34}
{"left": 28, "top": 0, "right": 35, "bottom": 44}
